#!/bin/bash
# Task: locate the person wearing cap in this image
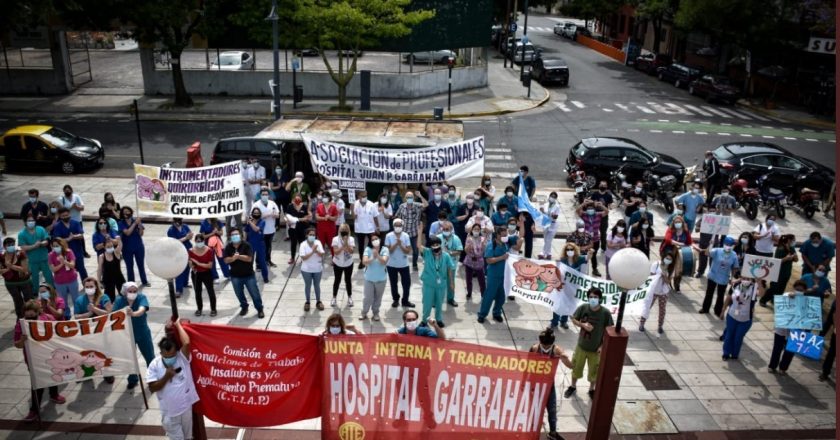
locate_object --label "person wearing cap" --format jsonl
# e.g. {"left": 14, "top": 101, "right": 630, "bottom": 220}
{"left": 418, "top": 234, "right": 455, "bottom": 327}
{"left": 694, "top": 236, "right": 740, "bottom": 315}
{"left": 285, "top": 171, "right": 311, "bottom": 202}
{"left": 566, "top": 219, "right": 593, "bottom": 274}
{"left": 113, "top": 282, "right": 154, "bottom": 390}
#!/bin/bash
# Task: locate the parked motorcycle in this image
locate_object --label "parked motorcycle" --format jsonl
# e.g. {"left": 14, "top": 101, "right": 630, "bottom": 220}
{"left": 682, "top": 157, "right": 705, "bottom": 192}
{"left": 728, "top": 173, "right": 759, "bottom": 219}
{"left": 756, "top": 170, "right": 786, "bottom": 219}
{"left": 610, "top": 163, "right": 631, "bottom": 198}
{"left": 643, "top": 170, "right": 676, "bottom": 214}
{"left": 570, "top": 166, "right": 591, "bottom": 205}
{"left": 786, "top": 173, "right": 822, "bottom": 219}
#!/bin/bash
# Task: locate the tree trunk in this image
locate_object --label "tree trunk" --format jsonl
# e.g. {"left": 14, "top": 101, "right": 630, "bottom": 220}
{"left": 652, "top": 18, "right": 662, "bottom": 54}
{"left": 170, "top": 52, "right": 193, "bottom": 107}
{"left": 338, "top": 85, "right": 347, "bottom": 108}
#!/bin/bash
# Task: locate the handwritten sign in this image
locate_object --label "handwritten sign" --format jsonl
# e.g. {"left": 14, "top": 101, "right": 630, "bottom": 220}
{"left": 786, "top": 330, "right": 824, "bottom": 360}
{"left": 699, "top": 214, "right": 731, "bottom": 235}
{"left": 741, "top": 254, "right": 781, "bottom": 282}
{"left": 773, "top": 295, "right": 823, "bottom": 330}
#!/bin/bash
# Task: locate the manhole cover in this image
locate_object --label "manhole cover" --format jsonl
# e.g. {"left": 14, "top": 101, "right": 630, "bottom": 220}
{"left": 635, "top": 370, "right": 680, "bottom": 391}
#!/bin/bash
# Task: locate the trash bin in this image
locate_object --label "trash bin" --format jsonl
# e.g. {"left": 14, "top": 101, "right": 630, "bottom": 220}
{"left": 294, "top": 85, "right": 303, "bottom": 103}
{"left": 433, "top": 107, "right": 444, "bottom": 120}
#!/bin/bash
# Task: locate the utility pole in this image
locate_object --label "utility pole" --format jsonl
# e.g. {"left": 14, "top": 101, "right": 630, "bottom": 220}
{"left": 519, "top": 0, "right": 530, "bottom": 78}
{"left": 132, "top": 99, "right": 145, "bottom": 165}
{"left": 267, "top": 0, "right": 281, "bottom": 120}
{"left": 503, "top": 0, "right": 512, "bottom": 68}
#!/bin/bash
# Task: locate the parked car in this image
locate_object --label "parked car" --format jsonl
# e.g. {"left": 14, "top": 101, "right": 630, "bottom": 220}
{"left": 403, "top": 50, "right": 456, "bottom": 64}
{"left": 574, "top": 27, "right": 593, "bottom": 40}
{"left": 562, "top": 24, "right": 579, "bottom": 39}
{"left": 635, "top": 53, "right": 672, "bottom": 75}
{"left": 711, "top": 142, "right": 835, "bottom": 194}
{"left": 504, "top": 37, "right": 523, "bottom": 55}
{"left": 211, "top": 51, "right": 254, "bottom": 70}
{"left": 0, "top": 125, "right": 105, "bottom": 174}
{"left": 338, "top": 50, "right": 363, "bottom": 57}
{"left": 210, "top": 137, "right": 285, "bottom": 171}
{"left": 564, "top": 137, "right": 686, "bottom": 187}
{"left": 299, "top": 48, "right": 320, "bottom": 57}
{"left": 553, "top": 22, "right": 570, "bottom": 36}
{"left": 510, "top": 44, "right": 540, "bottom": 64}
{"left": 656, "top": 63, "right": 702, "bottom": 88}
{"left": 688, "top": 75, "right": 740, "bottom": 104}
{"left": 531, "top": 57, "right": 569, "bottom": 86}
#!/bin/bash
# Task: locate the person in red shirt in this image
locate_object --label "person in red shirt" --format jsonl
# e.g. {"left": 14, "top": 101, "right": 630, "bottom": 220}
{"left": 188, "top": 233, "right": 217, "bottom": 317}
{"left": 315, "top": 193, "right": 339, "bottom": 255}
{"left": 660, "top": 215, "right": 693, "bottom": 293}
{"left": 16, "top": 299, "right": 66, "bottom": 422}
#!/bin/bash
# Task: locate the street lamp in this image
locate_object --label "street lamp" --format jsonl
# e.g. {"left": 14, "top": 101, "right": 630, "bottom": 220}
{"left": 146, "top": 237, "right": 188, "bottom": 319}
{"left": 586, "top": 248, "right": 649, "bottom": 440}
{"left": 447, "top": 56, "right": 454, "bottom": 111}
{"left": 266, "top": 1, "right": 281, "bottom": 120}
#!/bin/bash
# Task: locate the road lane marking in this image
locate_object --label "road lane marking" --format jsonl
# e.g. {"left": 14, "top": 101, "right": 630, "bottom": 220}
{"left": 682, "top": 104, "right": 713, "bottom": 116}
{"left": 615, "top": 104, "right": 633, "bottom": 112}
{"left": 805, "top": 138, "right": 818, "bottom": 142}
{"left": 486, "top": 154, "right": 513, "bottom": 160}
{"left": 762, "top": 135, "right": 775, "bottom": 139}
{"left": 650, "top": 129, "right": 663, "bottom": 133}
{"left": 718, "top": 108, "right": 753, "bottom": 120}
{"left": 695, "top": 131, "right": 708, "bottom": 135}
{"left": 554, "top": 102, "right": 571, "bottom": 112}
{"left": 739, "top": 133, "right": 753, "bottom": 137}
{"left": 571, "top": 101, "right": 585, "bottom": 109}
{"left": 635, "top": 105, "right": 655, "bottom": 113}
{"left": 783, "top": 137, "right": 796, "bottom": 140}
{"left": 602, "top": 108, "right": 614, "bottom": 112}
{"left": 701, "top": 106, "right": 732, "bottom": 118}
{"left": 664, "top": 103, "right": 691, "bottom": 115}
{"left": 487, "top": 148, "right": 512, "bottom": 153}
{"left": 717, "top": 132, "right": 731, "bottom": 136}
{"left": 672, "top": 130, "right": 685, "bottom": 134}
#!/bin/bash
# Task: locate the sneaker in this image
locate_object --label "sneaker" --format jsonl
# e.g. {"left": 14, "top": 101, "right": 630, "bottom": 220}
{"left": 347, "top": 297, "right": 354, "bottom": 307}
{"left": 818, "top": 373, "right": 829, "bottom": 381}
{"left": 698, "top": 309, "right": 709, "bottom": 314}
{"left": 437, "top": 321, "right": 445, "bottom": 328}
{"left": 358, "top": 263, "right": 365, "bottom": 270}
{"left": 560, "top": 322, "right": 569, "bottom": 330}
{"left": 372, "top": 314, "right": 380, "bottom": 321}
{"left": 127, "top": 382, "right": 138, "bottom": 390}
{"left": 402, "top": 301, "right": 416, "bottom": 308}
{"left": 777, "top": 369, "right": 787, "bottom": 376}
{"left": 592, "top": 269, "right": 602, "bottom": 277}
{"left": 492, "top": 315, "right": 504, "bottom": 323}
{"left": 257, "top": 310, "right": 265, "bottom": 319}
{"left": 507, "top": 295, "right": 515, "bottom": 300}
{"left": 194, "top": 310, "right": 202, "bottom": 317}
{"left": 104, "top": 376, "right": 115, "bottom": 384}
{"left": 360, "top": 314, "right": 368, "bottom": 320}
{"left": 638, "top": 324, "right": 646, "bottom": 332}
{"left": 768, "top": 367, "right": 777, "bottom": 374}
{"left": 304, "top": 302, "right": 311, "bottom": 312}
{"left": 142, "top": 282, "right": 152, "bottom": 288}
{"left": 412, "top": 265, "right": 419, "bottom": 272}
{"left": 269, "top": 262, "right": 277, "bottom": 268}
{"left": 657, "top": 327, "right": 664, "bottom": 335}
{"left": 563, "top": 386, "right": 576, "bottom": 398}
{"left": 466, "top": 293, "right": 472, "bottom": 299}
{"left": 239, "top": 307, "right": 248, "bottom": 316}
{"left": 547, "top": 432, "right": 564, "bottom": 440}
{"left": 316, "top": 301, "right": 324, "bottom": 311}
{"left": 175, "top": 292, "right": 183, "bottom": 298}
{"left": 447, "top": 300, "right": 458, "bottom": 307}
{"left": 330, "top": 298, "right": 337, "bottom": 307}
{"left": 49, "top": 394, "right": 66, "bottom": 404}
{"left": 23, "top": 411, "right": 38, "bottom": 422}
{"left": 392, "top": 301, "right": 400, "bottom": 308}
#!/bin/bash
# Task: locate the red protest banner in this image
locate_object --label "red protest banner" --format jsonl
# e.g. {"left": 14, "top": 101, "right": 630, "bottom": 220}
{"left": 183, "top": 323, "right": 321, "bottom": 427}
{"left": 321, "top": 334, "right": 559, "bottom": 440}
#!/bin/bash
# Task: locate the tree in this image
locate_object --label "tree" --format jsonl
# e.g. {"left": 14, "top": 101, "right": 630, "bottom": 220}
{"left": 635, "top": 0, "right": 679, "bottom": 54}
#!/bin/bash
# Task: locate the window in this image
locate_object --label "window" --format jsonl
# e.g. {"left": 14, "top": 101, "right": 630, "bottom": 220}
{"left": 622, "top": 149, "right": 650, "bottom": 164}
{"left": 254, "top": 141, "right": 277, "bottom": 154}
{"left": 743, "top": 155, "right": 772, "bottom": 167}
{"left": 24, "top": 136, "right": 48, "bottom": 150}
{"left": 570, "top": 141, "right": 589, "bottom": 158}
{"left": 595, "top": 148, "right": 622, "bottom": 161}
{"left": 713, "top": 146, "right": 734, "bottom": 160}
{"left": 773, "top": 155, "right": 804, "bottom": 170}
{"left": 3, "top": 135, "right": 22, "bottom": 151}
{"left": 234, "top": 140, "right": 252, "bottom": 152}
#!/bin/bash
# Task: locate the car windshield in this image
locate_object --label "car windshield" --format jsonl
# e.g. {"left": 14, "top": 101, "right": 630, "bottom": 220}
{"left": 713, "top": 146, "right": 734, "bottom": 160}
{"left": 41, "top": 127, "right": 76, "bottom": 149}
{"left": 571, "top": 141, "right": 588, "bottom": 158}
{"left": 543, "top": 59, "right": 566, "bottom": 67}
{"left": 218, "top": 54, "right": 240, "bottom": 65}
{"left": 712, "top": 76, "right": 732, "bottom": 85}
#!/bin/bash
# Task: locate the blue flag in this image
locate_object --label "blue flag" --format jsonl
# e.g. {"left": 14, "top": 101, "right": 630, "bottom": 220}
{"left": 516, "top": 176, "right": 553, "bottom": 228}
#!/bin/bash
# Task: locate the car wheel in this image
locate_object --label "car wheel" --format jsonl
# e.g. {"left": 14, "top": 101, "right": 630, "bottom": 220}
{"left": 688, "top": 85, "right": 695, "bottom": 95}
{"left": 674, "top": 79, "right": 681, "bottom": 88}
{"left": 440, "top": 57, "right": 449, "bottom": 64}
{"left": 805, "top": 205, "right": 816, "bottom": 219}
{"left": 61, "top": 161, "right": 76, "bottom": 174}
{"left": 658, "top": 72, "right": 664, "bottom": 81}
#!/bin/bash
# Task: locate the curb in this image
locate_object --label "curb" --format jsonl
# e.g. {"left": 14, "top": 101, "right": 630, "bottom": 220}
{"left": 735, "top": 101, "right": 835, "bottom": 130}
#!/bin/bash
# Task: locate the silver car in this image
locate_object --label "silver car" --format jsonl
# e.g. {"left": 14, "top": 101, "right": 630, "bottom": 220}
{"left": 403, "top": 50, "right": 456, "bottom": 64}
{"left": 211, "top": 51, "right": 254, "bottom": 70}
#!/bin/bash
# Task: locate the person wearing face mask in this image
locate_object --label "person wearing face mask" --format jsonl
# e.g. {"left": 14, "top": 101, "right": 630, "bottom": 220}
{"left": 491, "top": 202, "right": 513, "bottom": 227}
{"left": 552, "top": 244, "right": 587, "bottom": 330}
{"left": 253, "top": 188, "right": 280, "bottom": 267}
{"left": 385, "top": 218, "right": 415, "bottom": 308}
{"left": 768, "top": 280, "right": 808, "bottom": 375}
{"left": 566, "top": 287, "right": 613, "bottom": 399}
{"left": 268, "top": 162, "right": 290, "bottom": 240}
{"left": 198, "top": 217, "right": 230, "bottom": 283}
{"left": 529, "top": 328, "right": 574, "bottom": 440}
{"left": 118, "top": 206, "right": 150, "bottom": 287}
{"left": 437, "top": 221, "right": 463, "bottom": 308}
{"left": 354, "top": 191, "right": 381, "bottom": 268}
{"left": 702, "top": 150, "right": 721, "bottom": 205}
{"left": 285, "top": 171, "right": 312, "bottom": 202}
{"left": 800, "top": 232, "right": 835, "bottom": 275}
{"left": 801, "top": 264, "right": 833, "bottom": 303}
{"left": 751, "top": 215, "right": 780, "bottom": 257}
{"left": 720, "top": 276, "right": 764, "bottom": 360}
{"left": 360, "top": 232, "right": 389, "bottom": 321}
{"left": 622, "top": 181, "right": 647, "bottom": 225}
{"left": 48, "top": 238, "right": 79, "bottom": 320}
{"left": 300, "top": 228, "right": 325, "bottom": 312}
{"left": 322, "top": 313, "right": 362, "bottom": 335}
{"left": 496, "top": 186, "right": 520, "bottom": 217}
{"left": 224, "top": 228, "right": 265, "bottom": 318}
{"left": 446, "top": 186, "right": 462, "bottom": 224}
{"left": 102, "top": 192, "right": 121, "bottom": 218}
{"left": 429, "top": 211, "right": 449, "bottom": 238}
{"left": 538, "top": 192, "right": 562, "bottom": 260}
{"left": 52, "top": 207, "right": 87, "bottom": 280}
{"left": 330, "top": 188, "right": 347, "bottom": 236}
{"left": 92, "top": 216, "right": 120, "bottom": 257}
{"left": 588, "top": 182, "right": 614, "bottom": 256}
{"left": 1, "top": 237, "right": 33, "bottom": 318}
{"left": 146, "top": 319, "right": 200, "bottom": 439}
{"left": 375, "top": 192, "right": 393, "bottom": 235}
{"left": 664, "top": 202, "right": 685, "bottom": 228}
{"left": 243, "top": 157, "right": 266, "bottom": 214}
{"left": 74, "top": 277, "right": 116, "bottom": 385}
{"left": 58, "top": 185, "right": 86, "bottom": 257}
{"left": 660, "top": 215, "right": 692, "bottom": 292}
{"left": 421, "top": 181, "right": 450, "bottom": 201}
{"left": 476, "top": 175, "right": 496, "bottom": 213}
{"left": 416, "top": 234, "right": 455, "bottom": 327}
{"left": 37, "top": 283, "right": 65, "bottom": 320}
{"left": 505, "top": 218, "right": 525, "bottom": 259}
{"left": 97, "top": 239, "right": 125, "bottom": 302}
{"left": 603, "top": 220, "right": 628, "bottom": 280}
{"left": 424, "top": 188, "right": 451, "bottom": 242}
{"left": 244, "top": 208, "right": 270, "bottom": 284}
{"left": 675, "top": 181, "right": 705, "bottom": 231}
{"left": 628, "top": 217, "right": 654, "bottom": 257}
{"left": 331, "top": 224, "right": 356, "bottom": 307}
{"left": 759, "top": 234, "right": 798, "bottom": 307}
{"left": 628, "top": 201, "right": 654, "bottom": 227}
{"left": 286, "top": 196, "right": 311, "bottom": 264}
{"left": 465, "top": 207, "right": 493, "bottom": 236}
{"left": 397, "top": 309, "right": 444, "bottom": 338}
{"left": 167, "top": 217, "right": 194, "bottom": 297}
{"left": 477, "top": 228, "right": 521, "bottom": 323}
{"left": 113, "top": 282, "right": 155, "bottom": 390}
{"left": 639, "top": 252, "right": 676, "bottom": 334}
{"left": 394, "top": 191, "right": 427, "bottom": 271}
{"left": 819, "top": 299, "right": 836, "bottom": 381}
{"left": 188, "top": 234, "right": 217, "bottom": 317}
{"left": 46, "top": 201, "right": 61, "bottom": 235}
{"left": 315, "top": 191, "right": 339, "bottom": 257}
{"left": 387, "top": 186, "right": 403, "bottom": 221}
{"left": 21, "top": 188, "right": 50, "bottom": 229}
{"left": 694, "top": 236, "right": 740, "bottom": 315}
{"left": 463, "top": 224, "right": 487, "bottom": 299}
{"left": 18, "top": 214, "right": 53, "bottom": 292}
{"left": 576, "top": 201, "right": 606, "bottom": 277}
{"left": 16, "top": 300, "right": 66, "bottom": 422}
{"left": 511, "top": 166, "right": 536, "bottom": 198}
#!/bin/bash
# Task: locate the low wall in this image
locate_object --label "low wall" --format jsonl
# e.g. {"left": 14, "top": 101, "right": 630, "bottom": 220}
{"left": 577, "top": 35, "right": 625, "bottom": 63}
{"left": 140, "top": 50, "right": 487, "bottom": 98}
{"left": 0, "top": 67, "right": 72, "bottom": 95}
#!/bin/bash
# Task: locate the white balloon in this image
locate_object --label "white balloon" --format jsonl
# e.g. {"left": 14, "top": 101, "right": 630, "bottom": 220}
{"left": 145, "top": 237, "right": 189, "bottom": 280}
{"left": 608, "top": 247, "right": 651, "bottom": 289}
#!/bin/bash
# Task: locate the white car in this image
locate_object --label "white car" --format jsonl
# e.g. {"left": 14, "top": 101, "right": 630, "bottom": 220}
{"left": 404, "top": 50, "right": 456, "bottom": 64}
{"left": 553, "top": 22, "right": 569, "bottom": 35}
{"left": 211, "top": 51, "right": 254, "bottom": 70}
{"left": 562, "top": 24, "right": 578, "bottom": 39}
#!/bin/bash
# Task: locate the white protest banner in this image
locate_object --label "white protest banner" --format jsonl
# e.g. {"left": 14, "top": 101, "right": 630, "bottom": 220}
{"left": 135, "top": 162, "right": 246, "bottom": 219}
{"left": 699, "top": 214, "right": 731, "bottom": 235}
{"left": 302, "top": 135, "right": 485, "bottom": 183}
{"left": 741, "top": 254, "right": 782, "bottom": 282}
{"left": 504, "top": 255, "right": 569, "bottom": 315}
{"left": 557, "top": 265, "right": 657, "bottom": 317}
{"left": 23, "top": 308, "right": 140, "bottom": 390}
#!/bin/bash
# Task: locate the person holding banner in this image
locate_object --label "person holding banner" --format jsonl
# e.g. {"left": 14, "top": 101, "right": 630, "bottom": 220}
{"left": 323, "top": 313, "right": 362, "bottom": 335}
{"left": 477, "top": 227, "right": 520, "bottom": 324}
{"left": 512, "top": 165, "right": 537, "bottom": 199}
{"left": 768, "top": 280, "right": 807, "bottom": 375}
{"left": 244, "top": 208, "right": 270, "bottom": 284}
{"left": 759, "top": 234, "right": 798, "bottom": 307}
{"left": 52, "top": 207, "right": 87, "bottom": 280}
{"left": 397, "top": 309, "right": 444, "bottom": 339}
{"left": 118, "top": 206, "right": 150, "bottom": 287}
{"left": 418, "top": 235, "right": 455, "bottom": 327}
{"left": 603, "top": 220, "right": 628, "bottom": 280}
{"left": 1, "top": 237, "right": 33, "bottom": 319}
{"left": 48, "top": 238, "right": 79, "bottom": 320}
{"left": 97, "top": 238, "right": 125, "bottom": 302}
{"left": 529, "top": 328, "right": 574, "bottom": 440}
{"left": 393, "top": 192, "right": 425, "bottom": 272}
{"left": 360, "top": 232, "right": 388, "bottom": 321}
{"left": 147, "top": 319, "right": 200, "bottom": 440}
{"left": 37, "top": 283, "right": 65, "bottom": 320}
{"left": 800, "top": 232, "right": 835, "bottom": 275}
{"left": 695, "top": 237, "right": 740, "bottom": 315}
{"left": 720, "top": 276, "right": 764, "bottom": 360}
{"left": 16, "top": 300, "right": 66, "bottom": 422}
{"left": 539, "top": 192, "right": 562, "bottom": 260}
{"left": 566, "top": 287, "right": 614, "bottom": 398}
{"left": 752, "top": 214, "right": 781, "bottom": 258}
{"left": 113, "top": 282, "right": 155, "bottom": 390}
{"left": 18, "top": 214, "right": 53, "bottom": 293}
{"left": 801, "top": 264, "right": 833, "bottom": 303}
{"left": 639, "top": 252, "right": 676, "bottom": 334}
{"left": 167, "top": 218, "right": 194, "bottom": 297}
{"left": 224, "top": 228, "right": 265, "bottom": 319}
{"left": 463, "top": 223, "right": 487, "bottom": 299}
{"left": 74, "top": 277, "right": 115, "bottom": 384}
{"left": 694, "top": 193, "right": 737, "bottom": 278}
{"left": 552, "top": 243, "right": 588, "bottom": 330}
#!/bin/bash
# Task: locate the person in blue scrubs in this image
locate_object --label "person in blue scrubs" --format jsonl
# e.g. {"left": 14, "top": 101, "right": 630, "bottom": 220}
{"left": 477, "top": 227, "right": 521, "bottom": 323}
{"left": 52, "top": 207, "right": 87, "bottom": 279}
{"left": 245, "top": 208, "right": 270, "bottom": 283}
{"left": 113, "top": 282, "right": 154, "bottom": 390}
{"left": 92, "top": 217, "right": 119, "bottom": 256}
{"left": 166, "top": 218, "right": 193, "bottom": 297}
{"left": 118, "top": 206, "right": 149, "bottom": 287}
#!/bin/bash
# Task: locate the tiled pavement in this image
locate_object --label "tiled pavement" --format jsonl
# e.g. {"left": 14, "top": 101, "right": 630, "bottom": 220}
{"left": 0, "top": 175, "right": 835, "bottom": 438}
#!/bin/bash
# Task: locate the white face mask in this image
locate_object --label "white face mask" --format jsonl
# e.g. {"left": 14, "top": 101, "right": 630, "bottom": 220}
{"left": 663, "top": 258, "right": 673, "bottom": 265}
{"left": 617, "top": 227, "right": 625, "bottom": 233}
{"left": 472, "top": 231, "right": 481, "bottom": 237}
{"left": 566, "top": 250, "right": 575, "bottom": 257}
{"left": 641, "top": 224, "right": 649, "bottom": 229}
{"left": 500, "top": 236, "right": 509, "bottom": 243}
{"left": 371, "top": 240, "right": 380, "bottom": 247}
{"left": 506, "top": 192, "right": 514, "bottom": 197}
{"left": 380, "top": 198, "right": 387, "bottom": 204}
{"left": 673, "top": 223, "right": 683, "bottom": 229}
{"left": 84, "top": 287, "right": 96, "bottom": 296}
{"left": 127, "top": 293, "right": 138, "bottom": 301}
{"left": 549, "top": 197, "right": 557, "bottom": 203}
{"left": 405, "top": 321, "right": 419, "bottom": 331}
{"left": 329, "top": 326, "right": 341, "bottom": 335}
{"left": 394, "top": 226, "right": 403, "bottom": 233}
{"left": 577, "top": 227, "right": 585, "bottom": 233}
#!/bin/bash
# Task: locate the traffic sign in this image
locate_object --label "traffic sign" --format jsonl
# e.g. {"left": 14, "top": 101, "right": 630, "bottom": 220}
{"left": 509, "top": 23, "right": 517, "bottom": 32}
{"left": 292, "top": 59, "right": 300, "bottom": 71}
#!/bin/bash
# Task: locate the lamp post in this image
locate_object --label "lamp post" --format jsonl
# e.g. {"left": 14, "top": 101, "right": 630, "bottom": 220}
{"left": 146, "top": 238, "right": 207, "bottom": 440}
{"left": 519, "top": 0, "right": 530, "bottom": 78}
{"left": 266, "top": 1, "right": 281, "bottom": 120}
{"left": 447, "top": 56, "right": 454, "bottom": 111}
{"left": 586, "top": 248, "right": 649, "bottom": 440}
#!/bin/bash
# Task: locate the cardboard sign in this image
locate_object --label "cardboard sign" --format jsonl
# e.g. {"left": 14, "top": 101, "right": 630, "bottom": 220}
{"left": 699, "top": 214, "right": 731, "bottom": 235}
{"left": 741, "top": 254, "right": 782, "bottom": 282}
{"left": 773, "top": 295, "right": 823, "bottom": 330}
{"left": 786, "top": 330, "right": 824, "bottom": 360}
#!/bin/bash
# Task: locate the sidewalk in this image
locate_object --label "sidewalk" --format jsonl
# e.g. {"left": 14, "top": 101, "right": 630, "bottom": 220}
{"left": 0, "top": 173, "right": 836, "bottom": 438}
{"left": 0, "top": 61, "right": 549, "bottom": 122}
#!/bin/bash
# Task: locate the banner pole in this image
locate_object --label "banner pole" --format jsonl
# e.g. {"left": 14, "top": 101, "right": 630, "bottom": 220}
{"left": 138, "top": 375, "right": 149, "bottom": 410}
{"left": 124, "top": 306, "right": 148, "bottom": 410}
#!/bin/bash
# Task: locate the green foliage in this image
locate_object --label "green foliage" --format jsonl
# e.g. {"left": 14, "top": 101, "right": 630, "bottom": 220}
{"left": 675, "top": 0, "right": 781, "bottom": 50}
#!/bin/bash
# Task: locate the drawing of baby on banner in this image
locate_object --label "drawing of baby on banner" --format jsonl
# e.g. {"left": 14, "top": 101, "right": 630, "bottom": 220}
{"left": 503, "top": 256, "right": 571, "bottom": 315}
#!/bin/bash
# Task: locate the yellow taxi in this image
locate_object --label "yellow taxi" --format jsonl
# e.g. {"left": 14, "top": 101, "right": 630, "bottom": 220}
{"left": 0, "top": 125, "right": 104, "bottom": 174}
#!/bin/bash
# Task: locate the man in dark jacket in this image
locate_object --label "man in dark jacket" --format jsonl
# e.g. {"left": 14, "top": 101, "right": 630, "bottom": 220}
{"left": 703, "top": 151, "right": 721, "bottom": 205}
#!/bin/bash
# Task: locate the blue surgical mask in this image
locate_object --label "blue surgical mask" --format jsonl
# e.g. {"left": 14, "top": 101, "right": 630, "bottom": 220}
{"left": 261, "top": 195, "right": 269, "bottom": 203}
{"left": 162, "top": 356, "right": 177, "bottom": 368}
{"left": 52, "top": 246, "right": 62, "bottom": 253}
{"left": 4, "top": 246, "right": 14, "bottom": 253}
{"left": 588, "top": 298, "right": 600, "bottom": 308}
{"left": 673, "top": 223, "right": 683, "bottom": 229}
{"left": 39, "top": 291, "right": 51, "bottom": 300}
{"left": 406, "top": 198, "right": 414, "bottom": 205}
{"left": 434, "top": 194, "right": 442, "bottom": 202}
{"left": 663, "top": 258, "right": 673, "bottom": 265}
{"left": 638, "top": 207, "right": 647, "bottom": 213}
{"left": 29, "top": 197, "right": 37, "bottom": 204}
{"left": 26, "top": 221, "right": 35, "bottom": 229}
{"left": 442, "top": 231, "right": 451, "bottom": 237}
{"left": 815, "top": 270, "right": 825, "bottom": 278}
{"left": 230, "top": 235, "right": 241, "bottom": 244}
{"left": 766, "top": 220, "right": 775, "bottom": 226}
{"left": 307, "top": 235, "right": 316, "bottom": 243}
{"left": 586, "top": 209, "right": 596, "bottom": 216}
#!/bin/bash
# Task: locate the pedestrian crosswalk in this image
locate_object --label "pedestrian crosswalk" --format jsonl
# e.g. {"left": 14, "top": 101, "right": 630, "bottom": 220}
{"left": 553, "top": 99, "right": 775, "bottom": 121}
{"left": 483, "top": 146, "right": 518, "bottom": 178}
{"left": 527, "top": 26, "right": 556, "bottom": 33}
